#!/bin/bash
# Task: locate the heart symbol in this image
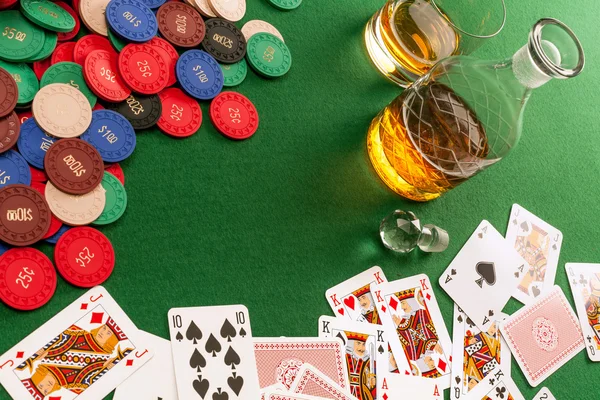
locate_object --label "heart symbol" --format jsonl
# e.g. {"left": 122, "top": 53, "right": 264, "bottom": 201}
{"left": 475, "top": 262, "right": 496, "bottom": 287}
{"left": 343, "top": 296, "right": 356, "bottom": 311}
{"left": 227, "top": 375, "right": 244, "bottom": 396}
{"left": 193, "top": 377, "right": 210, "bottom": 399}
{"left": 532, "top": 286, "right": 541, "bottom": 297}
{"left": 337, "top": 308, "right": 345, "bottom": 316}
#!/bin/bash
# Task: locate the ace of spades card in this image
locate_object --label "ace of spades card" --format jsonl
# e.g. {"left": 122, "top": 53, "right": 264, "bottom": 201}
{"left": 439, "top": 220, "right": 524, "bottom": 332}
{"left": 506, "top": 204, "right": 563, "bottom": 305}
{"left": 450, "top": 304, "right": 511, "bottom": 400}
{"left": 566, "top": 263, "right": 600, "bottom": 362}
{"left": 0, "top": 286, "right": 154, "bottom": 400}
{"left": 370, "top": 274, "right": 452, "bottom": 390}
{"left": 318, "top": 316, "right": 387, "bottom": 400}
{"left": 168, "top": 305, "right": 260, "bottom": 400}
{"left": 465, "top": 369, "right": 525, "bottom": 400}
{"left": 325, "top": 266, "right": 388, "bottom": 324}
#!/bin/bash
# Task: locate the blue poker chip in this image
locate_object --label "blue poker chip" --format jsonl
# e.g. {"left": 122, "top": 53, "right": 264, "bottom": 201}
{"left": 176, "top": 50, "right": 224, "bottom": 100}
{"left": 106, "top": 0, "right": 158, "bottom": 43}
{"left": 44, "top": 225, "right": 70, "bottom": 244}
{"left": 140, "top": 0, "right": 166, "bottom": 9}
{"left": 0, "top": 240, "right": 9, "bottom": 256}
{"left": 16, "top": 118, "right": 59, "bottom": 170}
{"left": 0, "top": 150, "right": 31, "bottom": 189}
{"left": 81, "top": 110, "right": 137, "bottom": 163}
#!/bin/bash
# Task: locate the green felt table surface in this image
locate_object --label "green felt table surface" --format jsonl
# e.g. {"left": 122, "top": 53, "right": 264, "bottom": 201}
{"left": 1, "top": 0, "right": 599, "bottom": 398}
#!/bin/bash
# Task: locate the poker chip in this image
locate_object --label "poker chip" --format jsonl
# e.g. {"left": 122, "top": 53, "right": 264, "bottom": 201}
{"left": 106, "top": 0, "right": 158, "bottom": 43}
{"left": 105, "top": 162, "right": 125, "bottom": 185}
{"left": 0, "top": 150, "right": 31, "bottom": 188}
{"left": 105, "top": 94, "right": 162, "bottom": 130}
{"left": 17, "top": 118, "right": 57, "bottom": 169}
{"left": 93, "top": 171, "right": 127, "bottom": 225}
{"left": 29, "top": 165, "right": 47, "bottom": 182}
{"left": 0, "top": 184, "right": 51, "bottom": 246}
{"left": 30, "top": 181, "right": 63, "bottom": 239}
{"left": 0, "top": 68, "right": 18, "bottom": 118}
{"left": 157, "top": 2, "right": 206, "bottom": 48}
{"left": 73, "top": 35, "right": 114, "bottom": 66}
{"left": 18, "top": 111, "right": 32, "bottom": 125}
{"left": 176, "top": 50, "right": 224, "bottom": 100}
{"left": 208, "top": 0, "right": 245, "bottom": 23}
{"left": 0, "top": 0, "right": 18, "bottom": 10}
{"left": 84, "top": 50, "right": 131, "bottom": 102}
{"left": 81, "top": 110, "right": 137, "bottom": 162}
{"left": 0, "top": 62, "right": 39, "bottom": 106}
{"left": 0, "top": 248, "right": 57, "bottom": 310}
{"left": 118, "top": 44, "right": 169, "bottom": 95}
{"left": 157, "top": 87, "right": 202, "bottom": 137}
{"left": 148, "top": 37, "right": 179, "bottom": 87}
{"left": 0, "top": 112, "right": 20, "bottom": 154}
{"left": 44, "top": 224, "right": 70, "bottom": 244}
{"left": 32, "top": 58, "right": 51, "bottom": 81}
{"left": 45, "top": 138, "right": 104, "bottom": 195}
{"left": 40, "top": 62, "right": 98, "bottom": 108}
{"left": 0, "top": 242, "right": 9, "bottom": 256}
{"left": 51, "top": 42, "right": 77, "bottom": 64}
{"left": 220, "top": 59, "right": 247, "bottom": 87}
{"left": 267, "top": 0, "right": 301, "bottom": 11}
{"left": 246, "top": 33, "right": 292, "bottom": 78}
{"left": 79, "top": 0, "right": 110, "bottom": 36}
{"left": 32, "top": 83, "right": 93, "bottom": 138}
{"left": 0, "top": 11, "right": 45, "bottom": 62}
{"left": 54, "top": 226, "right": 115, "bottom": 287}
{"left": 26, "top": 32, "right": 57, "bottom": 62}
{"left": 45, "top": 180, "right": 106, "bottom": 226}
{"left": 193, "top": 0, "right": 216, "bottom": 18}
{"left": 210, "top": 91, "right": 258, "bottom": 140}
{"left": 108, "top": 29, "right": 128, "bottom": 52}
{"left": 55, "top": 1, "right": 80, "bottom": 41}
{"left": 241, "top": 19, "right": 284, "bottom": 42}
{"left": 20, "top": 0, "right": 76, "bottom": 32}
{"left": 201, "top": 18, "right": 246, "bottom": 64}
{"left": 140, "top": 0, "right": 166, "bottom": 9}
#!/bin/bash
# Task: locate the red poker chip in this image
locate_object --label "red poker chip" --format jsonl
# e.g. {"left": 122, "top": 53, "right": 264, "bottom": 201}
{"left": 118, "top": 44, "right": 169, "bottom": 95}
{"left": 55, "top": 1, "right": 80, "bottom": 42}
{"left": 18, "top": 111, "right": 32, "bottom": 125}
{"left": 84, "top": 49, "right": 131, "bottom": 102}
{"left": 209, "top": 92, "right": 259, "bottom": 140}
{"left": 0, "top": 0, "right": 17, "bottom": 10}
{"left": 72, "top": 0, "right": 80, "bottom": 13}
{"left": 93, "top": 103, "right": 104, "bottom": 110}
{"left": 74, "top": 35, "right": 115, "bottom": 66}
{"left": 157, "top": 87, "right": 202, "bottom": 138}
{"left": 51, "top": 42, "right": 76, "bottom": 65}
{"left": 105, "top": 163, "right": 125, "bottom": 185}
{"left": 0, "top": 248, "right": 57, "bottom": 310}
{"left": 54, "top": 227, "right": 115, "bottom": 288}
{"left": 33, "top": 57, "right": 51, "bottom": 81}
{"left": 29, "top": 166, "right": 47, "bottom": 182}
{"left": 30, "top": 182, "right": 63, "bottom": 239}
{"left": 148, "top": 37, "right": 178, "bottom": 87}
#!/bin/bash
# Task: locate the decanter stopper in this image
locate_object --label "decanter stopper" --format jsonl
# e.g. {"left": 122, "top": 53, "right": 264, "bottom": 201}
{"left": 379, "top": 210, "right": 449, "bottom": 253}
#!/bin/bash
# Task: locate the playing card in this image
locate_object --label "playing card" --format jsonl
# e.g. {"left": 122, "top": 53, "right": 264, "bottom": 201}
{"left": 370, "top": 274, "right": 452, "bottom": 389}
{"left": 378, "top": 373, "right": 443, "bottom": 399}
{"left": 168, "top": 305, "right": 260, "bottom": 400}
{"left": 465, "top": 369, "right": 525, "bottom": 400}
{"left": 506, "top": 204, "right": 563, "bottom": 304}
{"left": 264, "top": 391, "right": 329, "bottom": 400}
{"left": 566, "top": 263, "right": 600, "bottom": 361}
{"left": 325, "top": 266, "right": 387, "bottom": 324}
{"left": 500, "top": 286, "right": 584, "bottom": 387}
{"left": 439, "top": 220, "right": 524, "bottom": 332}
{"left": 0, "top": 286, "right": 153, "bottom": 400}
{"left": 254, "top": 337, "right": 349, "bottom": 391}
{"left": 532, "top": 387, "right": 556, "bottom": 400}
{"left": 289, "top": 363, "right": 354, "bottom": 400}
{"left": 260, "top": 382, "right": 287, "bottom": 400}
{"left": 450, "top": 304, "right": 511, "bottom": 399}
{"left": 114, "top": 330, "right": 178, "bottom": 400}
{"left": 318, "top": 316, "right": 386, "bottom": 399}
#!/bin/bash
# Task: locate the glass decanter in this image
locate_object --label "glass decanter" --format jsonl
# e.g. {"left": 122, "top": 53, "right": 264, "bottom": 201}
{"left": 367, "top": 18, "right": 585, "bottom": 202}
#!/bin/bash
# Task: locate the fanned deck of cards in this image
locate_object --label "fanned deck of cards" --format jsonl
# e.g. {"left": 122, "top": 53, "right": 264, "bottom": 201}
{"left": 0, "top": 204, "right": 592, "bottom": 400}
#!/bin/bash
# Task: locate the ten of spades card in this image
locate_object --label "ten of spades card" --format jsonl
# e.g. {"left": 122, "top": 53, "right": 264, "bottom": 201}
{"left": 439, "top": 220, "right": 524, "bottom": 332}
{"left": 0, "top": 286, "right": 154, "bottom": 400}
{"left": 370, "top": 274, "right": 453, "bottom": 390}
{"left": 318, "top": 316, "right": 386, "bottom": 400}
{"left": 168, "top": 305, "right": 260, "bottom": 399}
{"left": 325, "top": 266, "right": 387, "bottom": 324}
{"left": 506, "top": 204, "right": 563, "bottom": 305}
{"left": 566, "top": 263, "right": 600, "bottom": 362}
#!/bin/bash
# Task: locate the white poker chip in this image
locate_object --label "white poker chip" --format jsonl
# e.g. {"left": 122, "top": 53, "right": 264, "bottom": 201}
{"left": 207, "top": 0, "right": 245, "bottom": 22}
{"left": 241, "top": 20, "right": 285, "bottom": 42}
{"left": 193, "top": 0, "right": 217, "bottom": 17}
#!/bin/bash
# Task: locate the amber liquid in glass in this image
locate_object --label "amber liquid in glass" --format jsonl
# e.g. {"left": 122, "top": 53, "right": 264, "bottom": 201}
{"left": 367, "top": 83, "right": 489, "bottom": 201}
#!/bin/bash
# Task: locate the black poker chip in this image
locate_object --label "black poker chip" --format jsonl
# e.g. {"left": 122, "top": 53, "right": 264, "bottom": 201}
{"left": 201, "top": 18, "right": 247, "bottom": 64}
{"left": 104, "top": 94, "right": 162, "bottom": 130}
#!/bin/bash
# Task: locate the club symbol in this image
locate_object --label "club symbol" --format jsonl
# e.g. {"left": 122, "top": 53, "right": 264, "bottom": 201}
{"left": 495, "top": 386, "right": 507, "bottom": 399}
{"left": 489, "top": 378, "right": 495, "bottom": 386}
{"left": 579, "top": 274, "right": 588, "bottom": 286}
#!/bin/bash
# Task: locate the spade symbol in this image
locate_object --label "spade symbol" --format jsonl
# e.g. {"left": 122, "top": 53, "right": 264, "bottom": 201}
{"left": 457, "top": 315, "right": 463, "bottom": 323}
{"left": 186, "top": 321, "right": 203, "bottom": 344}
{"left": 228, "top": 372, "right": 244, "bottom": 395}
{"left": 512, "top": 218, "right": 517, "bottom": 225}
{"left": 466, "top": 317, "right": 475, "bottom": 328}
{"left": 193, "top": 376, "right": 210, "bottom": 399}
{"left": 213, "top": 388, "right": 229, "bottom": 400}
{"left": 205, "top": 334, "right": 222, "bottom": 357}
{"left": 552, "top": 244, "right": 557, "bottom": 250}
{"left": 475, "top": 262, "right": 496, "bottom": 288}
{"left": 175, "top": 331, "right": 183, "bottom": 342}
{"left": 220, "top": 319, "right": 237, "bottom": 342}
{"left": 488, "top": 310, "right": 494, "bottom": 317}
{"left": 455, "top": 375, "right": 461, "bottom": 385}
{"left": 520, "top": 221, "right": 529, "bottom": 232}
{"left": 190, "top": 348, "right": 207, "bottom": 370}
{"left": 224, "top": 346, "right": 241, "bottom": 369}
{"left": 239, "top": 328, "right": 247, "bottom": 337}
{"left": 378, "top": 345, "right": 384, "bottom": 354}
{"left": 532, "top": 286, "right": 541, "bottom": 297}
{"left": 451, "top": 269, "right": 456, "bottom": 275}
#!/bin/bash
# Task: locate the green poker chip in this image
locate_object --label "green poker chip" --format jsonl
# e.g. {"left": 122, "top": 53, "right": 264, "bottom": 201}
{"left": 108, "top": 29, "right": 127, "bottom": 52}
{"left": 267, "top": 0, "right": 302, "bottom": 11}
{"left": 40, "top": 62, "right": 97, "bottom": 107}
{"left": 246, "top": 33, "right": 292, "bottom": 78}
{"left": 0, "top": 10, "right": 45, "bottom": 62}
{"left": 20, "top": 0, "right": 76, "bottom": 33}
{"left": 0, "top": 60, "right": 38, "bottom": 105}
{"left": 92, "top": 172, "right": 127, "bottom": 226}
{"left": 25, "top": 32, "right": 57, "bottom": 62}
{"left": 220, "top": 59, "right": 248, "bottom": 87}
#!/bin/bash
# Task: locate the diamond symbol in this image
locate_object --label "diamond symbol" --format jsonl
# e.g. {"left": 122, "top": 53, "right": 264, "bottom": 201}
{"left": 389, "top": 297, "right": 398, "bottom": 311}
{"left": 90, "top": 312, "right": 104, "bottom": 324}
{"left": 425, "top": 293, "right": 431, "bottom": 301}
{"left": 438, "top": 359, "right": 447, "bottom": 372}
{"left": 126, "top": 359, "right": 134, "bottom": 367}
{"left": 80, "top": 303, "right": 88, "bottom": 310}
{"left": 16, "top": 351, "right": 24, "bottom": 358}
{"left": 383, "top": 394, "right": 388, "bottom": 400}
{"left": 381, "top": 306, "right": 386, "bottom": 313}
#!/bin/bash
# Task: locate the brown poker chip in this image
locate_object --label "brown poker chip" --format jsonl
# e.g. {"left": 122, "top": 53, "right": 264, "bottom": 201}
{"left": 0, "top": 184, "right": 51, "bottom": 246}
{"left": 0, "top": 111, "right": 20, "bottom": 154}
{"left": 44, "top": 139, "right": 104, "bottom": 195}
{"left": 157, "top": 2, "right": 206, "bottom": 48}
{"left": 0, "top": 68, "right": 18, "bottom": 118}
